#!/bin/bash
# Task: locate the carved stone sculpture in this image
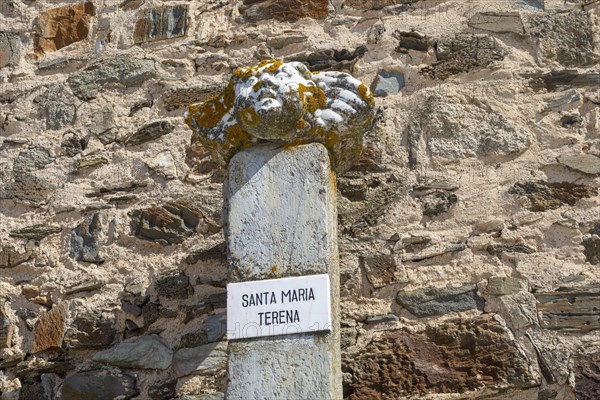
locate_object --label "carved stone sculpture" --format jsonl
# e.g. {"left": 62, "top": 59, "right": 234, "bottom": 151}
{"left": 184, "top": 60, "right": 376, "bottom": 172}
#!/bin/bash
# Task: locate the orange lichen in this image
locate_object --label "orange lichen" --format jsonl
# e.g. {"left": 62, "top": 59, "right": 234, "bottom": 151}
{"left": 225, "top": 124, "right": 252, "bottom": 147}
{"left": 222, "top": 81, "right": 235, "bottom": 109}
{"left": 240, "top": 107, "right": 260, "bottom": 126}
{"left": 252, "top": 81, "right": 263, "bottom": 91}
{"left": 187, "top": 95, "right": 228, "bottom": 129}
{"left": 296, "top": 119, "right": 307, "bottom": 130}
{"left": 324, "top": 132, "right": 339, "bottom": 148}
{"left": 256, "top": 59, "right": 282, "bottom": 73}
{"left": 298, "top": 84, "right": 327, "bottom": 113}
{"left": 358, "top": 83, "right": 375, "bottom": 107}
{"left": 234, "top": 66, "right": 253, "bottom": 78}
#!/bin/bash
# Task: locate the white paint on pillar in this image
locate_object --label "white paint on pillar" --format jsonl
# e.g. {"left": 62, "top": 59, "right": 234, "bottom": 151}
{"left": 224, "top": 143, "right": 341, "bottom": 400}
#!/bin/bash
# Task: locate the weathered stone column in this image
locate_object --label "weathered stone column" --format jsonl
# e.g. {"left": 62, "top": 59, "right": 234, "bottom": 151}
{"left": 185, "top": 60, "right": 375, "bottom": 400}
{"left": 225, "top": 143, "right": 340, "bottom": 399}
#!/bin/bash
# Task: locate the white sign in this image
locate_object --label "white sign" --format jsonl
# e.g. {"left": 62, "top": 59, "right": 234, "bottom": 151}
{"left": 227, "top": 274, "right": 332, "bottom": 340}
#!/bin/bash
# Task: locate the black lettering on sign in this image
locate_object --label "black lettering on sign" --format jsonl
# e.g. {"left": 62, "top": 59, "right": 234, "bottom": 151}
{"left": 281, "top": 288, "right": 316, "bottom": 303}
{"left": 244, "top": 291, "right": 277, "bottom": 307}
{"left": 258, "top": 309, "right": 300, "bottom": 326}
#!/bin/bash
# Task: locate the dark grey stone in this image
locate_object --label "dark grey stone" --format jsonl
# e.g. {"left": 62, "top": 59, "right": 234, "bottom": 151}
{"left": 92, "top": 334, "right": 173, "bottom": 370}
{"left": 148, "top": 379, "right": 177, "bottom": 400}
{"left": 0, "top": 32, "right": 20, "bottom": 68}
{"left": 207, "top": 292, "right": 227, "bottom": 308}
{"left": 365, "top": 314, "right": 399, "bottom": 324}
{"left": 129, "top": 200, "right": 204, "bottom": 245}
{"left": 68, "top": 56, "right": 156, "bottom": 100}
{"left": 61, "top": 135, "right": 88, "bottom": 157}
{"left": 396, "top": 284, "right": 484, "bottom": 317}
{"left": 70, "top": 213, "right": 105, "bottom": 263}
{"left": 179, "top": 332, "right": 209, "bottom": 349}
{"left": 394, "top": 30, "right": 430, "bottom": 52}
{"left": 288, "top": 46, "right": 367, "bottom": 72}
{"left": 172, "top": 342, "right": 227, "bottom": 377}
{"left": 124, "top": 120, "right": 174, "bottom": 145}
{"left": 486, "top": 244, "right": 536, "bottom": 256}
{"left": 121, "top": 300, "right": 142, "bottom": 316}
{"left": 13, "top": 147, "right": 54, "bottom": 173}
{"left": 371, "top": 70, "right": 404, "bottom": 97}
{"left": 419, "top": 190, "right": 457, "bottom": 216}
{"left": 10, "top": 224, "right": 61, "bottom": 240}
{"left": 59, "top": 370, "right": 138, "bottom": 400}
{"left": 63, "top": 312, "right": 116, "bottom": 349}
{"left": 583, "top": 237, "right": 599, "bottom": 265}
{"left": 560, "top": 114, "right": 583, "bottom": 128}
{"left": 46, "top": 99, "right": 76, "bottom": 130}
{"left": 516, "top": 0, "right": 543, "bottom": 10}
{"left": 204, "top": 312, "right": 226, "bottom": 342}
{"left": 156, "top": 271, "right": 193, "bottom": 299}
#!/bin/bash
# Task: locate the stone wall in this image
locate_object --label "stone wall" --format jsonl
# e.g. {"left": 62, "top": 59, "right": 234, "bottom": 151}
{"left": 0, "top": 0, "right": 599, "bottom": 398}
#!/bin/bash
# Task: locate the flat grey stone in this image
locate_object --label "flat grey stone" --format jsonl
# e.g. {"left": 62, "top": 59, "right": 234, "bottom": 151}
{"left": 396, "top": 284, "right": 484, "bottom": 317}
{"left": 365, "top": 314, "right": 399, "bottom": 324}
{"left": 371, "top": 70, "right": 404, "bottom": 97}
{"left": 468, "top": 12, "right": 525, "bottom": 34}
{"left": 64, "top": 311, "right": 116, "bottom": 349}
{"left": 487, "top": 277, "right": 526, "bottom": 296}
{"left": 59, "top": 370, "right": 138, "bottom": 400}
{"left": 125, "top": 120, "right": 174, "bottom": 146}
{"left": 516, "top": 0, "right": 543, "bottom": 10}
{"left": 68, "top": 56, "right": 156, "bottom": 100}
{"left": 13, "top": 147, "right": 54, "bottom": 173}
{"left": 0, "top": 32, "right": 20, "bottom": 68}
{"left": 10, "top": 224, "right": 61, "bottom": 240}
{"left": 557, "top": 154, "right": 600, "bottom": 175}
{"left": 173, "top": 341, "right": 227, "bottom": 377}
{"left": 205, "top": 312, "right": 226, "bottom": 342}
{"left": 92, "top": 334, "right": 173, "bottom": 369}
{"left": 89, "top": 104, "right": 117, "bottom": 144}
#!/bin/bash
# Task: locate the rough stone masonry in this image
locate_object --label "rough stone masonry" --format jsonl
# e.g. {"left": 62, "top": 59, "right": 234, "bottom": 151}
{"left": 0, "top": 0, "right": 599, "bottom": 399}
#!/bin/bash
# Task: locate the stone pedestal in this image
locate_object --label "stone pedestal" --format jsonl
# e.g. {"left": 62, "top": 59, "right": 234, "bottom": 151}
{"left": 224, "top": 143, "right": 341, "bottom": 400}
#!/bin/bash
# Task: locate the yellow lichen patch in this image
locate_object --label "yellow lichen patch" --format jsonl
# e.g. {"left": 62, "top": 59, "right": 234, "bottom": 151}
{"left": 271, "top": 265, "right": 278, "bottom": 273}
{"left": 240, "top": 107, "right": 260, "bottom": 126}
{"left": 296, "top": 119, "right": 307, "bottom": 130}
{"left": 187, "top": 95, "right": 229, "bottom": 129}
{"left": 358, "top": 83, "right": 375, "bottom": 107}
{"left": 222, "top": 81, "right": 235, "bottom": 109}
{"left": 256, "top": 59, "right": 282, "bottom": 74}
{"left": 225, "top": 124, "right": 252, "bottom": 147}
{"left": 298, "top": 84, "right": 327, "bottom": 113}
{"left": 252, "top": 80, "right": 263, "bottom": 91}
{"left": 234, "top": 66, "right": 253, "bottom": 78}
{"left": 324, "top": 132, "right": 339, "bottom": 148}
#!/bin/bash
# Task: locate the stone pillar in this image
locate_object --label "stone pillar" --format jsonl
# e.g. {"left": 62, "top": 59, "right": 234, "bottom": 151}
{"left": 184, "top": 60, "right": 375, "bottom": 400}
{"left": 224, "top": 143, "right": 341, "bottom": 400}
